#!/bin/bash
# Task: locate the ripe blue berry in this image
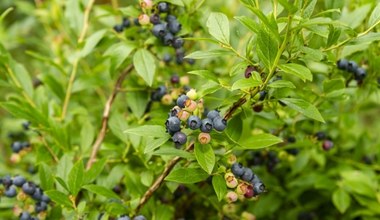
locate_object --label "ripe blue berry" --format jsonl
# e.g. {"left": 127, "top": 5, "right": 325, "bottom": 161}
{"left": 22, "top": 182, "right": 36, "bottom": 195}
{"left": 166, "top": 15, "right": 176, "bottom": 22}
{"left": 175, "top": 48, "right": 185, "bottom": 64}
{"left": 118, "top": 216, "right": 131, "bottom": 220}
{"left": 162, "top": 32, "right": 174, "bottom": 46}
{"left": 213, "top": 116, "right": 227, "bottom": 131}
{"left": 176, "top": 94, "right": 189, "bottom": 108}
{"left": 172, "top": 131, "right": 187, "bottom": 146}
{"left": 13, "top": 175, "right": 26, "bottom": 187}
{"left": 21, "top": 141, "right": 31, "bottom": 149}
{"left": 165, "top": 116, "right": 181, "bottom": 133}
{"left": 337, "top": 59, "right": 348, "bottom": 70}
{"left": 22, "top": 121, "right": 30, "bottom": 130}
{"left": 253, "top": 182, "right": 265, "bottom": 195}
{"left": 259, "top": 91, "right": 267, "bottom": 101}
{"left": 133, "top": 215, "right": 147, "bottom": 220}
{"left": 151, "top": 85, "right": 167, "bottom": 101}
{"left": 250, "top": 174, "right": 261, "bottom": 185}
{"left": 113, "top": 24, "right": 124, "bottom": 33}
{"left": 186, "top": 58, "right": 195, "bottom": 65}
{"left": 150, "top": 14, "right": 160, "bottom": 24}
{"left": 163, "top": 53, "right": 172, "bottom": 63}
{"left": 354, "top": 67, "right": 366, "bottom": 81}
{"left": 32, "top": 187, "right": 43, "bottom": 201}
{"left": 241, "top": 167, "right": 254, "bottom": 182}
{"left": 11, "top": 141, "right": 23, "bottom": 153}
{"left": 315, "top": 131, "right": 326, "bottom": 141}
{"left": 4, "top": 185, "right": 17, "bottom": 197}
{"left": 347, "top": 61, "right": 358, "bottom": 73}
{"left": 187, "top": 116, "right": 202, "bottom": 130}
{"left": 1, "top": 175, "right": 12, "bottom": 187}
{"left": 19, "top": 211, "right": 31, "bottom": 220}
{"left": 172, "top": 38, "right": 184, "bottom": 49}
{"left": 200, "top": 118, "right": 213, "bottom": 133}
{"left": 41, "top": 194, "right": 51, "bottom": 203}
{"left": 287, "top": 136, "right": 296, "bottom": 143}
{"left": 207, "top": 110, "right": 220, "bottom": 120}
{"left": 122, "top": 18, "right": 131, "bottom": 28}
{"left": 152, "top": 23, "right": 167, "bottom": 38}
{"left": 157, "top": 2, "right": 170, "bottom": 13}
{"left": 35, "top": 201, "right": 48, "bottom": 213}
{"left": 231, "top": 163, "right": 244, "bottom": 177}
{"left": 133, "top": 18, "right": 140, "bottom": 26}
{"left": 167, "top": 20, "right": 181, "bottom": 34}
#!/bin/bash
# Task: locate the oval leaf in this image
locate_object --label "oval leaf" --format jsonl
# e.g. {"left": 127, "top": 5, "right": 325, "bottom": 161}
{"left": 206, "top": 12, "right": 230, "bottom": 44}
{"left": 68, "top": 160, "right": 84, "bottom": 196}
{"left": 257, "top": 28, "right": 279, "bottom": 71}
{"left": 83, "top": 184, "right": 119, "bottom": 199}
{"left": 368, "top": 4, "right": 380, "bottom": 28}
{"left": 278, "top": 63, "right": 313, "bottom": 82}
{"left": 279, "top": 98, "right": 325, "bottom": 123}
{"left": 194, "top": 143, "right": 215, "bottom": 174}
{"left": 133, "top": 49, "right": 156, "bottom": 86}
{"left": 185, "top": 49, "right": 232, "bottom": 59}
{"left": 231, "top": 78, "right": 262, "bottom": 91}
{"left": 165, "top": 168, "right": 209, "bottom": 184}
{"left": 239, "top": 133, "right": 283, "bottom": 149}
{"left": 124, "top": 125, "right": 169, "bottom": 138}
{"left": 212, "top": 175, "right": 227, "bottom": 201}
{"left": 44, "top": 190, "right": 73, "bottom": 208}
{"left": 332, "top": 188, "right": 351, "bottom": 213}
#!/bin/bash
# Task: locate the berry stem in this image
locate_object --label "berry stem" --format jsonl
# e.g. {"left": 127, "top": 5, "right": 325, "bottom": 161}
{"left": 86, "top": 64, "right": 134, "bottom": 170}
{"left": 134, "top": 141, "right": 195, "bottom": 214}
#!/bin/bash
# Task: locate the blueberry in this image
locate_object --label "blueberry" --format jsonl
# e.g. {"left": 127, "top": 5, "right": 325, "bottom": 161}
{"left": 207, "top": 110, "right": 220, "bottom": 120}
{"left": 118, "top": 216, "right": 131, "bottom": 220}
{"left": 122, "top": 17, "right": 131, "bottom": 28}
{"left": 113, "top": 24, "right": 124, "bottom": 33}
{"left": 187, "top": 116, "right": 202, "bottom": 130}
{"left": 22, "top": 182, "right": 36, "bottom": 195}
{"left": 152, "top": 23, "right": 167, "bottom": 38}
{"left": 172, "top": 131, "right": 187, "bottom": 146}
{"left": 170, "top": 74, "right": 179, "bottom": 84}
{"left": 315, "top": 131, "right": 326, "bottom": 141}
{"left": 133, "top": 215, "right": 147, "bottom": 220}
{"left": 163, "top": 53, "right": 172, "bottom": 63}
{"left": 165, "top": 116, "right": 181, "bottom": 133}
{"left": 175, "top": 48, "right": 185, "bottom": 64}
{"left": 186, "top": 58, "right": 195, "bottom": 65}
{"left": 19, "top": 211, "right": 31, "bottom": 220}
{"left": 13, "top": 175, "right": 26, "bottom": 187}
{"left": 35, "top": 201, "right": 48, "bottom": 213}
{"left": 151, "top": 85, "right": 167, "bottom": 101}
{"left": 250, "top": 174, "right": 262, "bottom": 185}
{"left": 162, "top": 32, "right": 174, "bottom": 46}
{"left": 22, "top": 121, "right": 31, "bottom": 130}
{"left": 4, "top": 185, "right": 17, "bottom": 197}
{"left": 41, "top": 194, "right": 51, "bottom": 203}
{"left": 322, "top": 140, "right": 334, "bottom": 151}
{"left": 241, "top": 168, "right": 254, "bottom": 182}
{"left": 231, "top": 163, "right": 244, "bottom": 177}
{"left": 172, "top": 38, "right": 184, "bottom": 49}
{"left": 11, "top": 141, "right": 23, "bottom": 153}
{"left": 354, "top": 67, "right": 366, "bottom": 81}
{"left": 244, "top": 65, "right": 256, "bottom": 78}
{"left": 170, "top": 106, "right": 181, "bottom": 117}
{"left": 166, "top": 15, "right": 177, "bottom": 22}
{"left": 32, "top": 187, "right": 43, "bottom": 201}
{"left": 133, "top": 18, "right": 140, "bottom": 26}
{"left": 287, "top": 136, "right": 296, "bottom": 143}
{"left": 337, "top": 59, "right": 348, "bottom": 70}
{"left": 200, "top": 118, "right": 213, "bottom": 133}
{"left": 1, "top": 175, "right": 12, "bottom": 187}
{"left": 253, "top": 182, "right": 265, "bottom": 195}
{"left": 347, "top": 61, "right": 358, "bottom": 73}
{"left": 21, "top": 141, "right": 31, "bottom": 149}
{"left": 213, "top": 117, "right": 227, "bottom": 132}
{"left": 176, "top": 94, "right": 189, "bottom": 108}
{"left": 150, "top": 14, "right": 160, "bottom": 24}
{"left": 157, "top": 2, "right": 170, "bottom": 13}
{"left": 286, "top": 148, "right": 299, "bottom": 155}
{"left": 259, "top": 91, "right": 267, "bottom": 101}
{"left": 167, "top": 20, "right": 181, "bottom": 34}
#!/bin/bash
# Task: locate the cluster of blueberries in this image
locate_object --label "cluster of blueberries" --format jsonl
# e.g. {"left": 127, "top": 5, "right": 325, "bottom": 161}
{"left": 315, "top": 131, "right": 334, "bottom": 151}
{"left": 117, "top": 215, "right": 146, "bottom": 220}
{"left": 337, "top": 59, "right": 367, "bottom": 83}
{"left": 225, "top": 163, "right": 265, "bottom": 201}
{"left": 165, "top": 92, "right": 227, "bottom": 146}
{"left": 11, "top": 141, "right": 31, "bottom": 154}
{"left": 0, "top": 175, "right": 50, "bottom": 219}
{"left": 150, "top": 74, "right": 187, "bottom": 103}
{"left": 248, "top": 151, "right": 280, "bottom": 173}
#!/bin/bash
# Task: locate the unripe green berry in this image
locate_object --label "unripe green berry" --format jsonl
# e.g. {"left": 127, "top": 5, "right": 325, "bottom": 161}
{"left": 186, "top": 89, "right": 198, "bottom": 100}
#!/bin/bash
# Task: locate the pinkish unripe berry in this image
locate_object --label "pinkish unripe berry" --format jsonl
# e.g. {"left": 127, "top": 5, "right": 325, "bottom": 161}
{"left": 138, "top": 14, "right": 150, "bottom": 25}
{"left": 198, "top": 132, "right": 211, "bottom": 145}
{"left": 226, "top": 191, "right": 238, "bottom": 203}
{"left": 184, "top": 100, "right": 197, "bottom": 112}
{"left": 178, "top": 110, "right": 190, "bottom": 121}
{"left": 224, "top": 173, "right": 238, "bottom": 188}
{"left": 180, "top": 76, "right": 189, "bottom": 85}
{"left": 140, "top": 0, "right": 153, "bottom": 9}
{"left": 236, "top": 183, "right": 249, "bottom": 195}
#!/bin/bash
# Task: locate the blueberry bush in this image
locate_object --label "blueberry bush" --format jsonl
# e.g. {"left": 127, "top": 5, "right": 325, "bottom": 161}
{"left": 1, "top": 0, "right": 380, "bottom": 219}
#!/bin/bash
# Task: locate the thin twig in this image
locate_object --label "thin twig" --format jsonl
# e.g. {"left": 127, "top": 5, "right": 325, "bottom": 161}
{"left": 78, "top": 0, "right": 95, "bottom": 44}
{"left": 39, "top": 135, "right": 59, "bottom": 163}
{"left": 86, "top": 64, "right": 134, "bottom": 170}
{"left": 134, "top": 142, "right": 195, "bottom": 214}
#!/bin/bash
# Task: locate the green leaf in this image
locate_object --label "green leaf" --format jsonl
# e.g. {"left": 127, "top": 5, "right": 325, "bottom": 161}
{"left": 368, "top": 4, "right": 380, "bottom": 28}
{"left": 231, "top": 78, "right": 262, "bottom": 91}
{"left": 144, "top": 136, "right": 171, "bottom": 154}
{"left": 163, "top": 0, "right": 184, "bottom": 6}
{"left": 194, "top": 144, "right": 215, "bottom": 174}
{"left": 104, "top": 41, "right": 136, "bottom": 71}
{"left": 340, "top": 4, "right": 371, "bottom": 29}
{"left": 55, "top": 177, "right": 69, "bottom": 193}
{"left": 84, "top": 158, "right": 107, "bottom": 184}
{"left": 68, "top": 160, "right": 85, "bottom": 196}
{"left": 239, "top": 133, "right": 283, "bottom": 149}
{"left": 332, "top": 188, "right": 351, "bottom": 213}
{"left": 133, "top": 49, "right": 156, "bottom": 86}
{"left": 10, "top": 61, "right": 34, "bottom": 98}
{"left": 303, "top": 0, "right": 317, "bottom": 18}
{"left": 278, "top": 63, "right": 313, "bottom": 82}
{"left": 80, "top": 121, "right": 94, "bottom": 153}
{"left": 188, "top": 70, "right": 219, "bottom": 83}
{"left": 39, "top": 163, "right": 55, "bottom": 190}
{"left": 126, "top": 91, "right": 150, "bottom": 119}
{"left": 278, "top": 0, "right": 298, "bottom": 13}
{"left": 279, "top": 98, "right": 325, "bottom": 123}
{"left": 323, "top": 79, "right": 345, "bottom": 98}
{"left": 124, "top": 125, "right": 169, "bottom": 138}
{"left": 268, "top": 80, "right": 296, "bottom": 89}
{"left": 206, "top": 12, "right": 230, "bottom": 44}
{"left": 185, "top": 49, "right": 232, "bottom": 59}
{"left": 152, "top": 148, "right": 195, "bottom": 159}
{"left": 257, "top": 28, "right": 278, "bottom": 71}
{"left": 83, "top": 184, "right": 119, "bottom": 199}
{"left": 341, "top": 170, "right": 377, "bottom": 198}
{"left": 165, "top": 168, "right": 209, "bottom": 184}
{"left": 234, "top": 16, "right": 260, "bottom": 33}
{"left": 45, "top": 190, "right": 73, "bottom": 208}
{"left": 79, "top": 30, "right": 106, "bottom": 58}
{"left": 212, "top": 175, "right": 227, "bottom": 201}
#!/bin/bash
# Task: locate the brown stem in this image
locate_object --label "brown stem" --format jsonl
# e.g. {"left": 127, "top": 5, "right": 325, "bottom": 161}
{"left": 134, "top": 142, "right": 194, "bottom": 214}
{"left": 86, "top": 64, "right": 134, "bottom": 170}
{"left": 223, "top": 95, "right": 248, "bottom": 121}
